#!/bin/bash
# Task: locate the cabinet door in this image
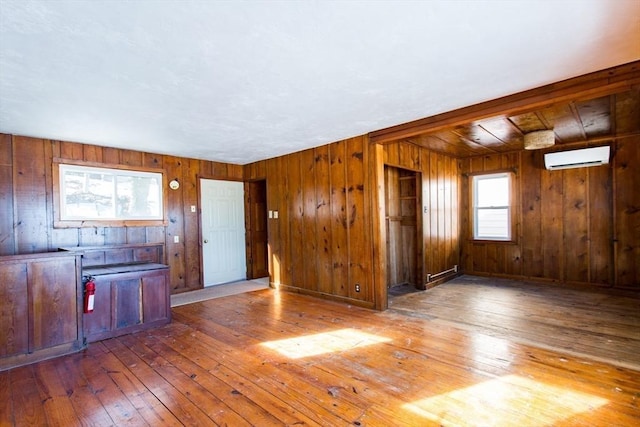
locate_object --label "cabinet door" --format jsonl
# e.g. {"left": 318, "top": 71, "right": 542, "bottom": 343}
{"left": 29, "top": 259, "right": 78, "bottom": 351}
{"left": 0, "top": 263, "right": 28, "bottom": 357}
{"left": 142, "top": 272, "right": 169, "bottom": 323}
{"left": 114, "top": 278, "right": 142, "bottom": 329}
{"left": 84, "top": 276, "right": 113, "bottom": 337}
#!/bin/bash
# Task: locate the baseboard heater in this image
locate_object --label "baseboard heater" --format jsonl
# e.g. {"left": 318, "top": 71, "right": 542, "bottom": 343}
{"left": 426, "top": 265, "right": 458, "bottom": 283}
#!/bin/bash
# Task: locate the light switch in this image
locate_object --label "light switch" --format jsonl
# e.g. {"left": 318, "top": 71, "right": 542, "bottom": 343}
{"left": 274, "top": 211, "right": 279, "bottom": 219}
{"left": 269, "top": 210, "right": 273, "bottom": 218}
{"left": 191, "top": 205, "right": 196, "bottom": 213}
{"left": 174, "top": 235, "right": 179, "bottom": 243}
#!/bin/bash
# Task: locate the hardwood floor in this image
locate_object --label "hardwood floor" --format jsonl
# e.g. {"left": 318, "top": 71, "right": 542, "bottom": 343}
{"left": 389, "top": 275, "right": 640, "bottom": 371}
{"left": 2, "top": 277, "right": 640, "bottom": 426}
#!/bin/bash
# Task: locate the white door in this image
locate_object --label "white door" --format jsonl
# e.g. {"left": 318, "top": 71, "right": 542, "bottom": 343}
{"left": 201, "top": 179, "right": 247, "bottom": 286}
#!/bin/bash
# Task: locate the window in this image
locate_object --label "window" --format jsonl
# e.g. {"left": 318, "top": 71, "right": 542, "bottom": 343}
{"left": 472, "top": 172, "right": 512, "bottom": 241}
{"left": 56, "top": 163, "right": 164, "bottom": 225}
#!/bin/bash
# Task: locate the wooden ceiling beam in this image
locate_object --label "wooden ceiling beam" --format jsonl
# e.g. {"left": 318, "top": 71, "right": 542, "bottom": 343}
{"left": 369, "top": 60, "right": 640, "bottom": 144}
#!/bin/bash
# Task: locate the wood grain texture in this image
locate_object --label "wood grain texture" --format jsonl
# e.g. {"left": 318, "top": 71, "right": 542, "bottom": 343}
{"left": 262, "top": 136, "right": 373, "bottom": 305}
{"left": 460, "top": 142, "right": 635, "bottom": 288}
{"left": 383, "top": 142, "right": 460, "bottom": 283}
{"left": 1, "top": 134, "right": 243, "bottom": 295}
{"left": 4, "top": 285, "right": 640, "bottom": 426}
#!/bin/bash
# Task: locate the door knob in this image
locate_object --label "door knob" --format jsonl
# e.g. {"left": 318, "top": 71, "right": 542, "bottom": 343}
{"left": 204, "top": 239, "right": 209, "bottom": 244}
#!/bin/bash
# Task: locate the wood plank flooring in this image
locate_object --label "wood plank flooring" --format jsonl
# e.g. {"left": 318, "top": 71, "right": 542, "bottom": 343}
{"left": 390, "top": 275, "right": 640, "bottom": 370}
{"left": 2, "top": 276, "right": 640, "bottom": 426}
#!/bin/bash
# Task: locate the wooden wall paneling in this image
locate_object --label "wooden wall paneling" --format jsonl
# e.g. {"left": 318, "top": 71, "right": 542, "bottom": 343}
{"left": 451, "top": 159, "right": 460, "bottom": 271}
{"left": 330, "top": 140, "right": 349, "bottom": 297}
{"left": 301, "top": 149, "right": 318, "bottom": 292}
{"left": 102, "top": 147, "right": 120, "bottom": 165}
{"left": 163, "top": 155, "right": 186, "bottom": 291}
{"left": 0, "top": 134, "right": 15, "bottom": 255}
{"left": 588, "top": 163, "right": 613, "bottom": 284}
{"left": 398, "top": 141, "right": 419, "bottom": 170}
{"left": 142, "top": 152, "right": 163, "bottom": 169}
{"left": 198, "top": 159, "right": 212, "bottom": 178}
{"left": 539, "top": 165, "right": 562, "bottom": 281}
{"left": 210, "top": 161, "right": 228, "bottom": 179}
{"left": 29, "top": 258, "right": 77, "bottom": 350}
{"left": 47, "top": 140, "right": 79, "bottom": 249}
{"left": 614, "top": 137, "right": 640, "bottom": 288}
{"left": 562, "top": 167, "right": 589, "bottom": 283}
{"left": 443, "top": 156, "right": 454, "bottom": 270}
{"left": 288, "top": 153, "right": 304, "bottom": 288}
{"left": 384, "top": 143, "right": 399, "bottom": 166}
{"left": 145, "top": 227, "right": 166, "bottom": 245}
{"left": 83, "top": 144, "right": 103, "bottom": 163}
{"left": 314, "top": 145, "right": 333, "bottom": 295}
{"left": 13, "top": 136, "right": 49, "bottom": 254}
{"left": 346, "top": 137, "right": 369, "bottom": 300}
{"left": 436, "top": 153, "right": 448, "bottom": 273}
{"left": 520, "top": 150, "right": 543, "bottom": 278}
{"left": 385, "top": 167, "right": 400, "bottom": 286}
{"left": 182, "top": 158, "right": 201, "bottom": 289}
{"left": 227, "top": 164, "right": 244, "bottom": 181}
{"left": 104, "top": 228, "right": 127, "bottom": 245}
{"left": 370, "top": 143, "right": 387, "bottom": 309}
{"left": 266, "top": 158, "right": 281, "bottom": 284}
{"left": 276, "top": 155, "right": 292, "bottom": 287}
{"left": 59, "top": 141, "right": 84, "bottom": 160}
{"left": 126, "top": 227, "right": 147, "bottom": 244}
{"left": 459, "top": 159, "right": 471, "bottom": 272}
{"left": 502, "top": 153, "right": 521, "bottom": 276}
{"left": 79, "top": 227, "right": 106, "bottom": 246}
{"left": 429, "top": 153, "right": 442, "bottom": 273}
{"left": 420, "top": 149, "right": 431, "bottom": 279}
{"left": 0, "top": 263, "right": 28, "bottom": 357}
{"left": 119, "top": 149, "right": 143, "bottom": 167}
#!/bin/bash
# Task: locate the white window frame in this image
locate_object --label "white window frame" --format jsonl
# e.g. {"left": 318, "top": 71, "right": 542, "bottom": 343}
{"left": 472, "top": 172, "right": 512, "bottom": 241}
{"left": 54, "top": 161, "right": 166, "bottom": 227}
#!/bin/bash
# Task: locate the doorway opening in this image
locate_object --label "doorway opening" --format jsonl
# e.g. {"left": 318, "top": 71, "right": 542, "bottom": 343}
{"left": 384, "top": 166, "right": 423, "bottom": 299}
{"left": 245, "top": 180, "right": 269, "bottom": 279}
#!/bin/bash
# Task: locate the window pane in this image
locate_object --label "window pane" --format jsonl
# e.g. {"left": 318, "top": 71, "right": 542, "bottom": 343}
{"left": 63, "top": 171, "right": 115, "bottom": 218}
{"left": 477, "top": 176, "right": 509, "bottom": 207}
{"left": 60, "top": 164, "right": 163, "bottom": 221}
{"left": 476, "top": 208, "right": 510, "bottom": 239}
{"left": 116, "top": 175, "right": 162, "bottom": 218}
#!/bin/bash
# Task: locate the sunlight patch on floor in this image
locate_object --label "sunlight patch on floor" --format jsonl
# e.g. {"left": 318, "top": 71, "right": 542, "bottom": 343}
{"left": 403, "top": 374, "right": 608, "bottom": 426}
{"left": 261, "top": 328, "right": 391, "bottom": 359}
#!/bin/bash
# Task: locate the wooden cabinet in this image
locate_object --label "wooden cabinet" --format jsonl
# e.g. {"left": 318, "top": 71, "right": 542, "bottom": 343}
{"left": 83, "top": 264, "right": 170, "bottom": 342}
{"left": 63, "top": 244, "right": 171, "bottom": 343}
{"left": 0, "top": 252, "right": 84, "bottom": 371}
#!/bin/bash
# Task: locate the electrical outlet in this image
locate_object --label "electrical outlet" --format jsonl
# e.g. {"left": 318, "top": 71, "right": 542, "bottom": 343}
{"left": 191, "top": 205, "right": 196, "bottom": 213}
{"left": 274, "top": 210, "right": 279, "bottom": 219}
{"left": 269, "top": 210, "right": 273, "bottom": 218}
{"left": 174, "top": 235, "right": 179, "bottom": 243}
{"left": 355, "top": 284, "right": 360, "bottom": 292}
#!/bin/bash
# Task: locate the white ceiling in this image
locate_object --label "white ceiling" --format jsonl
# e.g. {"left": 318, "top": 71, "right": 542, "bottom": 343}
{"left": 1, "top": 1, "right": 639, "bottom": 165}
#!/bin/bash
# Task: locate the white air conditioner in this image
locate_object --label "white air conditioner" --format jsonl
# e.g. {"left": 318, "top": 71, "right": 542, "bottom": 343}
{"left": 544, "top": 146, "right": 610, "bottom": 170}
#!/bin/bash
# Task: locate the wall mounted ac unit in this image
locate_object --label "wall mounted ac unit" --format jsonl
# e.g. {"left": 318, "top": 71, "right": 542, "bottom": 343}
{"left": 544, "top": 146, "right": 610, "bottom": 170}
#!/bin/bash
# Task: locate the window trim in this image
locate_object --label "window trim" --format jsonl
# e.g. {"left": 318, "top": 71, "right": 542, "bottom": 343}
{"left": 469, "top": 171, "right": 516, "bottom": 243}
{"left": 53, "top": 158, "right": 168, "bottom": 228}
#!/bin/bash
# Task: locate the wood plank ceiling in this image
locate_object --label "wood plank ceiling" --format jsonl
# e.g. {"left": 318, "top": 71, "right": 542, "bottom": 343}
{"left": 394, "top": 89, "right": 639, "bottom": 158}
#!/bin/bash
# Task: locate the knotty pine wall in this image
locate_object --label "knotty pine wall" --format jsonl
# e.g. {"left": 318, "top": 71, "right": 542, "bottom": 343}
{"left": 246, "top": 136, "right": 374, "bottom": 307}
{"left": 0, "top": 133, "right": 243, "bottom": 294}
{"left": 460, "top": 138, "right": 639, "bottom": 289}
{"left": 383, "top": 141, "right": 461, "bottom": 281}
{"left": 245, "top": 138, "right": 462, "bottom": 309}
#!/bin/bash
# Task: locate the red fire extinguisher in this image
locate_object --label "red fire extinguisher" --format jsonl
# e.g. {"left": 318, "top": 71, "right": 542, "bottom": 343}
{"left": 84, "top": 276, "right": 96, "bottom": 314}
